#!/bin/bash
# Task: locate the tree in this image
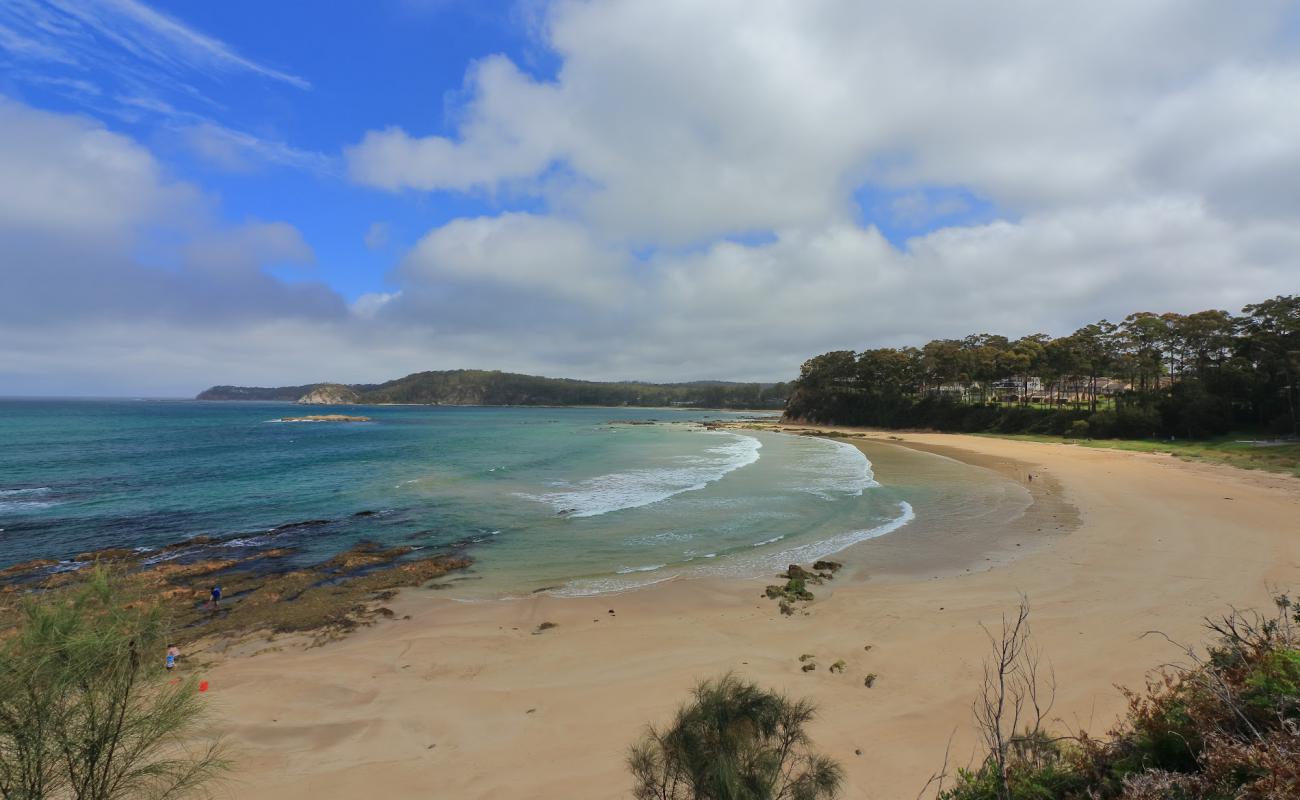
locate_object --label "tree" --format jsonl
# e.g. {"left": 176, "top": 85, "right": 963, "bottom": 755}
{"left": 971, "top": 599, "right": 1056, "bottom": 800}
{"left": 1240, "top": 296, "right": 1300, "bottom": 435}
{"left": 628, "top": 674, "right": 843, "bottom": 800}
{"left": 0, "top": 568, "right": 228, "bottom": 800}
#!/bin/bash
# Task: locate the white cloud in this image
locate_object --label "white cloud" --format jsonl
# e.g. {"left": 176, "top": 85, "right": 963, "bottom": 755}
{"left": 345, "top": 56, "right": 566, "bottom": 192}
{"left": 350, "top": 291, "right": 401, "bottom": 320}
{"left": 396, "top": 213, "right": 631, "bottom": 305}
{"left": 0, "top": 99, "right": 343, "bottom": 336}
{"left": 5, "top": 1, "right": 1300, "bottom": 394}
{"left": 346, "top": 0, "right": 1300, "bottom": 245}
{"left": 0, "top": 98, "right": 198, "bottom": 238}
{"left": 14, "top": 0, "right": 309, "bottom": 89}
{"left": 180, "top": 121, "right": 338, "bottom": 175}
{"left": 0, "top": 0, "right": 322, "bottom": 172}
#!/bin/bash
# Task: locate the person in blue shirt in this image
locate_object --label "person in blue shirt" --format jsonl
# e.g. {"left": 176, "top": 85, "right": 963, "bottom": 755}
{"left": 210, "top": 585, "right": 222, "bottom": 609}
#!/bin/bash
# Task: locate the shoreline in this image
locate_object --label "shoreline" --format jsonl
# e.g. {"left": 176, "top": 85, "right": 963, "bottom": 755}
{"left": 206, "top": 427, "right": 1300, "bottom": 799}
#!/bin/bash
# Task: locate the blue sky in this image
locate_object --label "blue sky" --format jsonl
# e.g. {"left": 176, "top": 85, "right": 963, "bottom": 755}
{"left": 1, "top": 1, "right": 1297, "bottom": 394}
{"left": 2, "top": 0, "right": 553, "bottom": 301}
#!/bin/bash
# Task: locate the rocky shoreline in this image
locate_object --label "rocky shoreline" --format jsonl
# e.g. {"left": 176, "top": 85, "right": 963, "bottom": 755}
{"left": 0, "top": 533, "right": 472, "bottom": 650}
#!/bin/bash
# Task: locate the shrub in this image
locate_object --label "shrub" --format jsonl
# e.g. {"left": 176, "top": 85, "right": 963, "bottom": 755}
{"left": 1068, "top": 420, "right": 1090, "bottom": 439}
{"left": 0, "top": 568, "right": 228, "bottom": 800}
{"left": 628, "top": 673, "right": 843, "bottom": 799}
{"left": 941, "top": 594, "right": 1300, "bottom": 800}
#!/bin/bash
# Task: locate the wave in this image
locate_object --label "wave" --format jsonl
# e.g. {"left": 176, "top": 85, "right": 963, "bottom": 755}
{"left": 0, "top": 487, "right": 58, "bottom": 513}
{"left": 788, "top": 438, "right": 879, "bottom": 499}
{"left": 548, "top": 502, "right": 915, "bottom": 597}
{"left": 516, "top": 431, "right": 762, "bottom": 518}
{"left": 0, "top": 500, "right": 57, "bottom": 513}
{"left": 762, "top": 501, "right": 915, "bottom": 567}
{"left": 0, "top": 487, "right": 51, "bottom": 496}
{"left": 552, "top": 572, "right": 678, "bottom": 597}
{"left": 751, "top": 534, "right": 786, "bottom": 547}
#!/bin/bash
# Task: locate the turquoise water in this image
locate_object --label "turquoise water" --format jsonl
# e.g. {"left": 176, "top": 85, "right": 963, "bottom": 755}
{"left": 0, "top": 400, "right": 914, "bottom": 596}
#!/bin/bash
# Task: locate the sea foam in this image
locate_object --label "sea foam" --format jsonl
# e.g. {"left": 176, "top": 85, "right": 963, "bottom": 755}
{"left": 764, "top": 501, "right": 915, "bottom": 567}
{"left": 0, "top": 488, "right": 57, "bottom": 513}
{"left": 788, "top": 438, "right": 879, "bottom": 499}
{"left": 517, "top": 431, "right": 762, "bottom": 518}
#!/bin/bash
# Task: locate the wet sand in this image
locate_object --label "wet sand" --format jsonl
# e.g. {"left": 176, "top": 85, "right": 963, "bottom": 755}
{"left": 206, "top": 428, "right": 1300, "bottom": 799}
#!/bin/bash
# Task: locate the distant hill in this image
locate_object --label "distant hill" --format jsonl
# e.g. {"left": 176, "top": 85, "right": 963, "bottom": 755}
{"left": 196, "top": 384, "right": 324, "bottom": 402}
{"left": 196, "top": 369, "right": 789, "bottom": 410}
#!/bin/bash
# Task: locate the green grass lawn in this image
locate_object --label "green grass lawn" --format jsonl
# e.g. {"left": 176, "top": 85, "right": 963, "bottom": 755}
{"left": 975, "top": 432, "right": 1300, "bottom": 477}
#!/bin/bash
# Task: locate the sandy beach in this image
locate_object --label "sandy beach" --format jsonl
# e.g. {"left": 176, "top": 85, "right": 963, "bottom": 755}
{"left": 206, "top": 429, "right": 1300, "bottom": 799}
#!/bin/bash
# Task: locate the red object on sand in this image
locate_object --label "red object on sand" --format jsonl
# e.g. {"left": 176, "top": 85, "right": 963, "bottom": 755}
{"left": 199, "top": 680, "right": 209, "bottom": 692}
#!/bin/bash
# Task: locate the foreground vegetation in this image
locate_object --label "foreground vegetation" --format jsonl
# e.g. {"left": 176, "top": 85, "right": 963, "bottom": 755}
{"left": 0, "top": 569, "right": 227, "bottom": 799}
{"left": 629, "top": 674, "right": 842, "bottom": 800}
{"left": 199, "top": 369, "right": 791, "bottom": 410}
{"left": 786, "top": 295, "right": 1299, "bottom": 440}
{"left": 941, "top": 596, "right": 1300, "bottom": 799}
{"left": 633, "top": 595, "right": 1300, "bottom": 799}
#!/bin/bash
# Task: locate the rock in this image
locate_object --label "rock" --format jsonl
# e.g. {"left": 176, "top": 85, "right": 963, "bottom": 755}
{"left": 533, "top": 621, "right": 558, "bottom": 634}
{"left": 75, "top": 547, "right": 136, "bottom": 562}
{"left": 784, "top": 564, "right": 813, "bottom": 581}
{"left": 270, "top": 519, "right": 331, "bottom": 532}
{"left": 863, "top": 673, "right": 877, "bottom": 688}
{"left": 829, "top": 660, "right": 847, "bottom": 674}
{"left": 812, "top": 560, "right": 842, "bottom": 573}
{"left": 778, "top": 599, "right": 794, "bottom": 616}
{"left": 801, "top": 663, "right": 816, "bottom": 672}
{"left": 798, "top": 653, "right": 816, "bottom": 662}
{"left": 0, "top": 558, "right": 59, "bottom": 577}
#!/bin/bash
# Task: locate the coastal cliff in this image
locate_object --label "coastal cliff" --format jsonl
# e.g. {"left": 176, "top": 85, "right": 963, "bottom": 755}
{"left": 296, "top": 384, "right": 361, "bottom": 405}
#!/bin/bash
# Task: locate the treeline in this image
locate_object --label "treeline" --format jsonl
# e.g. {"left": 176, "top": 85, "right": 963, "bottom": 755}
{"left": 199, "top": 369, "right": 790, "bottom": 410}
{"left": 785, "top": 295, "right": 1299, "bottom": 439}
{"left": 196, "top": 383, "right": 332, "bottom": 401}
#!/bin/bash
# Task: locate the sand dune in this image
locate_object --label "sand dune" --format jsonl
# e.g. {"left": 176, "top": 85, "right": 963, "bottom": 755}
{"left": 208, "top": 430, "right": 1300, "bottom": 799}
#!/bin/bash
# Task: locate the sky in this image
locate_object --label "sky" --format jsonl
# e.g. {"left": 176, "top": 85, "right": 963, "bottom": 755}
{"left": 1, "top": 0, "right": 1298, "bottom": 396}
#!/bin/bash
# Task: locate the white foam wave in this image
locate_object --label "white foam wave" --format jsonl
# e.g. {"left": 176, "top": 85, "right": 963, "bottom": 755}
{"left": 788, "top": 437, "right": 879, "bottom": 499}
{"left": 751, "top": 535, "right": 786, "bottom": 547}
{"left": 616, "top": 563, "right": 666, "bottom": 574}
{"left": 517, "top": 431, "right": 762, "bottom": 518}
{"left": 0, "top": 487, "right": 51, "bottom": 497}
{"left": 553, "top": 573, "right": 678, "bottom": 597}
{"left": 220, "top": 535, "right": 273, "bottom": 548}
{"left": 0, "top": 500, "right": 56, "bottom": 513}
{"left": 763, "top": 501, "right": 915, "bottom": 567}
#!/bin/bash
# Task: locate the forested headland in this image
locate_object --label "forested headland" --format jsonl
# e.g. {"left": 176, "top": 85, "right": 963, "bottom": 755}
{"left": 785, "top": 295, "right": 1299, "bottom": 440}
{"left": 199, "top": 369, "right": 790, "bottom": 410}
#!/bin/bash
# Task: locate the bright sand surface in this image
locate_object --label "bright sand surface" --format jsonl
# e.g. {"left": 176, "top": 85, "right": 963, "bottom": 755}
{"left": 207, "top": 429, "right": 1300, "bottom": 799}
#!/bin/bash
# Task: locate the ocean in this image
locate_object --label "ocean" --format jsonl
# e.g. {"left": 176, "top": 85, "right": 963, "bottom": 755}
{"left": 0, "top": 399, "right": 933, "bottom": 597}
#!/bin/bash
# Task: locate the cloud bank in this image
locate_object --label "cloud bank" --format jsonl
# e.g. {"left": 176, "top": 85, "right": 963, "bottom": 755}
{"left": 3, "top": 0, "right": 1299, "bottom": 394}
